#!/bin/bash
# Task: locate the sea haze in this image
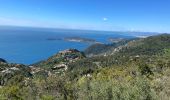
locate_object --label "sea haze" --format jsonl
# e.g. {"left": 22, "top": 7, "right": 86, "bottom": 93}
{"left": 0, "top": 26, "right": 134, "bottom": 64}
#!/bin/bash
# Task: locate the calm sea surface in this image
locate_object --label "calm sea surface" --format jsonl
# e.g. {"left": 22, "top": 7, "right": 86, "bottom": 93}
{"left": 0, "top": 27, "right": 133, "bottom": 64}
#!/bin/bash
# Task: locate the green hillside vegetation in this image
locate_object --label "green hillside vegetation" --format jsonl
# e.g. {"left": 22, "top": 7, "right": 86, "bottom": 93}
{"left": 118, "top": 34, "right": 170, "bottom": 56}
{"left": 84, "top": 39, "right": 134, "bottom": 56}
{"left": 0, "top": 34, "right": 170, "bottom": 100}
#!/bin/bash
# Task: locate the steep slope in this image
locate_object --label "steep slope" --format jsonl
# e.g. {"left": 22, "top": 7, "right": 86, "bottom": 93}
{"left": 84, "top": 38, "right": 134, "bottom": 56}
{"left": 85, "top": 34, "right": 170, "bottom": 57}
{"left": 33, "top": 34, "right": 170, "bottom": 79}
{"left": 66, "top": 34, "right": 170, "bottom": 79}
{"left": 117, "top": 34, "right": 170, "bottom": 56}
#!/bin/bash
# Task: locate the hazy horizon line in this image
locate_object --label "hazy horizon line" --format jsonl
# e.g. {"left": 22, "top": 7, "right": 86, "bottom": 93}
{"left": 0, "top": 25, "right": 162, "bottom": 34}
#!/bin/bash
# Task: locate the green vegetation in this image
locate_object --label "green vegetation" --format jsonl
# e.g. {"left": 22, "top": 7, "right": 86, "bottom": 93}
{"left": 84, "top": 39, "right": 133, "bottom": 56}
{"left": 0, "top": 34, "right": 170, "bottom": 100}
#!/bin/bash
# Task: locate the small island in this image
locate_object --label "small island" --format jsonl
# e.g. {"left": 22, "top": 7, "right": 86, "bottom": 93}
{"left": 46, "top": 38, "right": 62, "bottom": 41}
{"left": 46, "top": 37, "right": 97, "bottom": 43}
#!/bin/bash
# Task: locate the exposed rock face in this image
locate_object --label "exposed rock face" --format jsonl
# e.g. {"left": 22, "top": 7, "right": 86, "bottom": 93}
{"left": 30, "top": 66, "right": 43, "bottom": 74}
{"left": 52, "top": 64, "right": 68, "bottom": 71}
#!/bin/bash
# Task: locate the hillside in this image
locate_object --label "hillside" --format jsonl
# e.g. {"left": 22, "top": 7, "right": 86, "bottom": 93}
{"left": 0, "top": 61, "right": 32, "bottom": 86}
{"left": 118, "top": 34, "right": 170, "bottom": 56}
{"left": 84, "top": 38, "right": 134, "bottom": 56}
{"left": 0, "top": 34, "right": 170, "bottom": 100}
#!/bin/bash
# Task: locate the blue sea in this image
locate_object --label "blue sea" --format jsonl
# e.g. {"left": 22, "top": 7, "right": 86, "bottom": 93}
{"left": 0, "top": 26, "right": 134, "bottom": 64}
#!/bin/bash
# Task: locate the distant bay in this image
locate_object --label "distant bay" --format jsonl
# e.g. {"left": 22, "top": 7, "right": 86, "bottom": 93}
{"left": 0, "top": 26, "right": 135, "bottom": 64}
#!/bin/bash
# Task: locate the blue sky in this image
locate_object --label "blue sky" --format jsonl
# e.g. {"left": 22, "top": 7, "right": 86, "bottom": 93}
{"left": 0, "top": 0, "right": 170, "bottom": 32}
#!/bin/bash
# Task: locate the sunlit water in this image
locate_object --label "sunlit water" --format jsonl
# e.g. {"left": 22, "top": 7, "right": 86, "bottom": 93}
{"left": 0, "top": 27, "right": 133, "bottom": 64}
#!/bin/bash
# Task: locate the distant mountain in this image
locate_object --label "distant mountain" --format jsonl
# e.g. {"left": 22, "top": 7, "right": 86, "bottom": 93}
{"left": 120, "top": 31, "right": 160, "bottom": 37}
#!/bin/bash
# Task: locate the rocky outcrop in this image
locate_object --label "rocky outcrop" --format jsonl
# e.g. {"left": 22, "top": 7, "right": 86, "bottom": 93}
{"left": 32, "top": 49, "right": 86, "bottom": 75}
{"left": 52, "top": 64, "right": 68, "bottom": 71}
{"left": 35, "top": 49, "right": 85, "bottom": 67}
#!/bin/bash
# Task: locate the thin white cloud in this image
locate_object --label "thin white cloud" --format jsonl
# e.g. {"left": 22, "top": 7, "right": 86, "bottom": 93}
{"left": 103, "top": 17, "right": 108, "bottom": 21}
